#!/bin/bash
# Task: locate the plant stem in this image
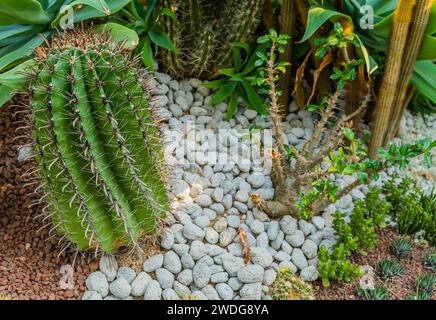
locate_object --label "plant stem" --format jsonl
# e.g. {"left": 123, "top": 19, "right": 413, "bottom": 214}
{"left": 368, "top": 0, "right": 416, "bottom": 159}
{"left": 278, "top": 0, "right": 296, "bottom": 115}
{"left": 386, "top": 0, "right": 433, "bottom": 143}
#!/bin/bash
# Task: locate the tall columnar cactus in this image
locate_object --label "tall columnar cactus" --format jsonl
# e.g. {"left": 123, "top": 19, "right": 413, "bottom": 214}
{"left": 161, "top": 0, "right": 264, "bottom": 79}
{"left": 28, "top": 30, "right": 169, "bottom": 254}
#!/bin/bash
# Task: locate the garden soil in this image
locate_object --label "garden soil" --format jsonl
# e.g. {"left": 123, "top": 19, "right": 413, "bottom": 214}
{"left": 0, "top": 102, "right": 94, "bottom": 300}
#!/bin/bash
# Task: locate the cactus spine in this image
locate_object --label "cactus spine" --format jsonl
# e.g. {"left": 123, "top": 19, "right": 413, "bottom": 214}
{"left": 161, "top": 0, "right": 264, "bottom": 79}
{"left": 29, "top": 31, "right": 169, "bottom": 254}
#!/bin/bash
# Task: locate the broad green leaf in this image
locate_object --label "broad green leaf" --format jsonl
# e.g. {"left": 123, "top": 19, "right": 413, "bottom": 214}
{"left": 52, "top": 0, "right": 131, "bottom": 26}
{"left": 218, "top": 68, "right": 235, "bottom": 77}
{"left": 211, "top": 81, "right": 238, "bottom": 105}
{"left": 0, "top": 59, "right": 35, "bottom": 89}
{"left": 144, "top": 0, "right": 158, "bottom": 22}
{"left": 411, "top": 61, "right": 436, "bottom": 104}
{"left": 0, "top": 84, "right": 15, "bottom": 108}
{"left": 343, "top": 127, "right": 355, "bottom": 141}
{"left": 202, "top": 79, "right": 227, "bottom": 89}
{"left": 0, "top": 33, "right": 47, "bottom": 71}
{"left": 225, "top": 92, "right": 238, "bottom": 120}
{"left": 300, "top": 7, "right": 351, "bottom": 43}
{"left": 418, "top": 34, "right": 436, "bottom": 61}
{"left": 241, "top": 80, "right": 265, "bottom": 113}
{"left": 141, "top": 38, "right": 153, "bottom": 70}
{"left": 0, "top": 25, "right": 39, "bottom": 42}
{"left": 148, "top": 30, "right": 177, "bottom": 52}
{"left": 94, "top": 23, "right": 139, "bottom": 49}
{"left": 0, "top": 0, "right": 51, "bottom": 26}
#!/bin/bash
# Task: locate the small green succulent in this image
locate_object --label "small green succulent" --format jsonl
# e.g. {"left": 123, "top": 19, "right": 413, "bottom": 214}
{"left": 356, "top": 286, "right": 389, "bottom": 300}
{"left": 389, "top": 239, "right": 412, "bottom": 260}
{"left": 424, "top": 250, "right": 436, "bottom": 272}
{"left": 376, "top": 260, "right": 405, "bottom": 280}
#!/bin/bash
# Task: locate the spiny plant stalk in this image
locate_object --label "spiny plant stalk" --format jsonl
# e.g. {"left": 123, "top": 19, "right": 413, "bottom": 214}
{"left": 26, "top": 30, "right": 169, "bottom": 254}
{"left": 387, "top": 0, "right": 433, "bottom": 142}
{"left": 252, "top": 30, "right": 435, "bottom": 219}
{"left": 368, "top": 0, "right": 416, "bottom": 158}
{"left": 161, "top": 0, "right": 264, "bottom": 79}
{"left": 278, "top": 0, "right": 296, "bottom": 115}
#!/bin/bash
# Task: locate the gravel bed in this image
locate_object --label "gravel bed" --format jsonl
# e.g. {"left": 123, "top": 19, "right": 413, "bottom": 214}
{"left": 75, "top": 69, "right": 435, "bottom": 301}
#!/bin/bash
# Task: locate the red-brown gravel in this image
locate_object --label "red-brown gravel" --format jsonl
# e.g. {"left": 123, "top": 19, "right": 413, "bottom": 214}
{"left": 0, "top": 102, "right": 95, "bottom": 300}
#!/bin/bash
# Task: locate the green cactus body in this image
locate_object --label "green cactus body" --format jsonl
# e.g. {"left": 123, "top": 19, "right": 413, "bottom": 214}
{"left": 29, "top": 32, "right": 169, "bottom": 253}
{"left": 162, "top": 0, "right": 264, "bottom": 79}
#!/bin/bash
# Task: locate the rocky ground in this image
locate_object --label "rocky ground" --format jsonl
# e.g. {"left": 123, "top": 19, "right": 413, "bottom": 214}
{"left": 81, "top": 70, "right": 436, "bottom": 300}
{"left": 0, "top": 103, "right": 97, "bottom": 300}
{"left": 1, "top": 67, "right": 433, "bottom": 301}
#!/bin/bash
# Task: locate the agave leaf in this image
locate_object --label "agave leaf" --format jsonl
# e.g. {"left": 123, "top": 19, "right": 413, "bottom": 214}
{"left": 0, "top": 0, "right": 52, "bottom": 26}
{"left": 94, "top": 22, "right": 139, "bottom": 49}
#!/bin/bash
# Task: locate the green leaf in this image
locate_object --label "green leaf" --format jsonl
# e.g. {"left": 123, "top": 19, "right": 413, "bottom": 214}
{"left": 218, "top": 68, "right": 236, "bottom": 77}
{"left": 94, "top": 23, "right": 139, "bottom": 49}
{"left": 141, "top": 38, "right": 153, "bottom": 70}
{"left": 210, "top": 81, "right": 238, "bottom": 105}
{"left": 0, "top": 0, "right": 52, "bottom": 26}
{"left": 0, "top": 84, "right": 15, "bottom": 108}
{"left": 300, "top": 7, "right": 351, "bottom": 43}
{"left": 357, "top": 172, "right": 369, "bottom": 183}
{"left": 225, "top": 92, "right": 239, "bottom": 120}
{"left": 411, "top": 61, "right": 436, "bottom": 104}
{"left": 148, "top": 30, "right": 177, "bottom": 52}
{"left": 53, "top": 0, "right": 131, "bottom": 26}
{"left": 0, "top": 59, "right": 34, "bottom": 89}
{"left": 241, "top": 80, "right": 265, "bottom": 113}
{"left": 202, "top": 79, "right": 227, "bottom": 89}
{"left": 0, "top": 33, "right": 47, "bottom": 71}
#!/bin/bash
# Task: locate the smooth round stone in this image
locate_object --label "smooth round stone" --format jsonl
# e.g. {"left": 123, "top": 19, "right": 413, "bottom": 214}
{"left": 177, "top": 269, "right": 193, "bottom": 286}
{"left": 162, "top": 288, "right": 179, "bottom": 300}
{"left": 205, "top": 227, "right": 219, "bottom": 244}
{"left": 109, "top": 278, "right": 131, "bottom": 299}
{"left": 237, "top": 265, "right": 264, "bottom": 284}
{"left": 156, "top": 268, "right": 175, "bottom": 289}
{"left": 227, "top": 215, "right": 241, "bottom": 228}
{"left": 181, "top": 253, "right": 195, "bottom": 269}
{"left": 163, "top": 251, "right": 182, "bottom": 274}
{"left": 247, "top": 174, "right": 265, "bottom": 188}
{"left": 263, "top": 269, "right": 277, "bottom": 286}
{"left": 160, "top": 229, "right": 175, "bottom": 250}
{"left": 190, "top": 240, "right": 208, "bottom": 260}
{"left": 300, "top": 265, "right": 319, "bottom": 282}
{"left": 82, "top": 291, "right": 102, "bottom": 300}
{"left": 116, "top": 267, "right": 136, "bottom": 284}
{"left": 131, "top": 272, "right": 152, "bottom": 297}
{"left": 250, "top": 220, "right": 265, "bottom": 235}
{"left": 99, "top": 256, "right": 118, "bottom": 282}
{"left": 311, "top": 216, "right": 325, "bottom": 230}
{"left": 194, "top": 215, "right": 210, "bottom": 228}
{"left": 298, "top": 220, "right": 317, "bottom": 235}
{"left": 219, "top": 228, "right": 237, "bottom": 247}
{"left": 267, "top": 221, "right": 280, "bottom": 240}
{"left": 249, "top": 247, "right": 273, "bottom": 268}
{"left": 280, "top": 216, "right": 297, "bottom": 235}
{"left": 235, "top": 190, "right": 249, "bottom": 203}
{"left": 193, "top": 264, "right": 212, "bottom": 288}
{"left": 291, "top": 248, "right": 309, "bottom": 270}
{"left": 216, "top": 283, "right": 234, "bottom": 300}
{"left": 274, "top": 251, "right": 292, "bottom": 262}
{"left": 143, "top": 254, "right": 164, "bottom": 273}
{"left": 301, "top": 239, "right": 318, "bottom": 259}
{"left": 85, "top": 271, "right": 109, "bottom": 297}
{"left": 144, "top": 280, "right": 162, "bottom": 300}
{"left": 214, "top": 217, "right": 228, "bottom": 233}
{"left": 285, "top": 230, "right": 305, "bottom": 247}
{"left": 211, "top": 272, "right": 229, "bottom": 283}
